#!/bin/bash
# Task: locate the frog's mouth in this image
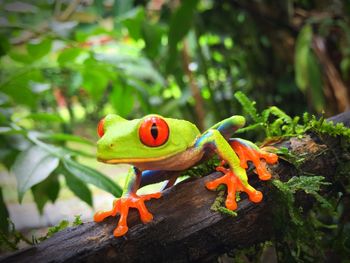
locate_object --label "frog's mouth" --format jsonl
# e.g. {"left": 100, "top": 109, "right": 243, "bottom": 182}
{"left": 97, "top": 147, "right": 203, "bottom": 171}
{"left": 97, "top": 154, "right": 171, "bottom": 164}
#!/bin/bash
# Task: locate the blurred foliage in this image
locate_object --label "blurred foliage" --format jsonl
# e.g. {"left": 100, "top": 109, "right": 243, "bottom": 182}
{"left": 0, "top": 0, "right": 349, "bottom": 260}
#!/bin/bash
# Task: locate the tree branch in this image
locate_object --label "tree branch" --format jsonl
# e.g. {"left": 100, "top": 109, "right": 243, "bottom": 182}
{"left": 1, "top": 112, "right": 350, "bottom": 263}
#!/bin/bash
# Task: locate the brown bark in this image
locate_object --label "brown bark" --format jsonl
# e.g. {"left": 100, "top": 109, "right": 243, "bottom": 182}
{"left": 313, "top": 36, "right": 350, "bottom": 112}
{"left": 1, "top": 112, "right": 349, "bottom": 263}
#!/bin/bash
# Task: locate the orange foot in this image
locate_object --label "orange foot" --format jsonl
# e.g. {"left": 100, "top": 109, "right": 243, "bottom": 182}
{"left": 206, "top": 166, "right": 262, "bottom": 210}
{"left": 230, "top": 140, "right": 278, "bottom": 180}
{"left": 94, "top": 192, "right": 161, "bottom": 237}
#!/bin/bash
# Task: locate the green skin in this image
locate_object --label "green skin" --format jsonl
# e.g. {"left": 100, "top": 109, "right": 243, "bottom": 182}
{"left": 97, "top": 114, "right": 259, "bottom": 197}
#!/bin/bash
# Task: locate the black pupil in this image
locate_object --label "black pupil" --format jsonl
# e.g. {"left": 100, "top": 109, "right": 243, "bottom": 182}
{"left": 150, "top": 123, "right": 158, "bottom": 140}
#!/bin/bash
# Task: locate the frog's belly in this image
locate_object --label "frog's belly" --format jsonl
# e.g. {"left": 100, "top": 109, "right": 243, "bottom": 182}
{"left": 130, "top": 147, "right": 204, "bottom": 171}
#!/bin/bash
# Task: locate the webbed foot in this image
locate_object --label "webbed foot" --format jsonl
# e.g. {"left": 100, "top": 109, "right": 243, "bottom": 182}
{"left": 94, "top": 192, "right": 161, "bottom": 237}
{"left": 230, "top": 139, "right": 278, "bottom": 180}
{"left": 206, "top": 166, "right": 262, "bottom": 210}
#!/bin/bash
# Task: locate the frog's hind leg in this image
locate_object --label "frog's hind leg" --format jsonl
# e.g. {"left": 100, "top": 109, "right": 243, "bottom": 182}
{"left": 229, "top": 138, "right": 278, "bottom": 180}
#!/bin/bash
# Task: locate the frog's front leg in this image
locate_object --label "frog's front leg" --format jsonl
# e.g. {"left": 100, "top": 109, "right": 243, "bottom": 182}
{"left": 94, "top": 167, "right": 161, "bottom": 237}
{"left": 196, "top": 130, "right": 263, "bottom": 210}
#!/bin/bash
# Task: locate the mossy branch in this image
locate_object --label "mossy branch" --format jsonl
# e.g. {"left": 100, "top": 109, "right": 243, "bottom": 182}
{"left": 1, "top": 111, "right": 349, "bottom": 263}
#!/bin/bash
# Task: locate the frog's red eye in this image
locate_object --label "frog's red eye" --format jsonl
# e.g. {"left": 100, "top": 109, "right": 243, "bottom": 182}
{"left": 139, "top": 116, "right": 169, "bottom": 147}
{"left": 97, "top": 118, "right": 105, "bottom": 138}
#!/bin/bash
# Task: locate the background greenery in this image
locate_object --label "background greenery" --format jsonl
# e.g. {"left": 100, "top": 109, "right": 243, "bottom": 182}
{"left": 0, "top": 0, "right": 349, "bottom": 260}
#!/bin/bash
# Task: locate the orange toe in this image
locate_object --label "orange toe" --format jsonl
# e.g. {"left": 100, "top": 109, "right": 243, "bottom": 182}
{"left": 94, "top": 192, "right": 161, "bottom": 237}
{"left": 206, "top": 167, "right": 261, "bottom": 211}
{"left": 247, "top": 190, "right": 263, "bottom": 203}
{"left": 230, "top": 140, "right": 278, "bottom": 180}
{"left": 113, "top": 225, "right": 128, "bottom": 237}
{"left": 225, "top": 197, "right": 237, "bottom": 210}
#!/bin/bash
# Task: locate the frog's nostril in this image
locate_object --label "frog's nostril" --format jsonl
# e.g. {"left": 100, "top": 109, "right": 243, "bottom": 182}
{"left": 109, "top": 144, "right": 114, "bottom": 148}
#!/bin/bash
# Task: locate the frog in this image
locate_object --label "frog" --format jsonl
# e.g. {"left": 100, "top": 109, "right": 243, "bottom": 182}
{"left": 94, "top": 114, "right": 278, "bottom": 237}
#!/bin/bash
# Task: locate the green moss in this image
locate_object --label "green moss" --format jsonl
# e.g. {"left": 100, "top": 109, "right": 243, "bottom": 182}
{"left": 210, "top": 189, "right": 237, "bottom": 217}
{"left": 181, "top": 157, "right": 219, "bottom": 178}
{"left": 0, "top": 220, "right": 33, "bottom": 252}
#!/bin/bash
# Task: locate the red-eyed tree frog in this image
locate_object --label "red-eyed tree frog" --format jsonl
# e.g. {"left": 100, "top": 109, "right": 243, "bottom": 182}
{"left": 94, "top": 114, "right": 278, "bottom": 237}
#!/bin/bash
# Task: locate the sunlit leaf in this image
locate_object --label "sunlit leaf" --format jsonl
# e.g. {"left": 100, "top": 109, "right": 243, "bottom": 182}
{"left": 25, "top": 113, "right": 63, "bottom": 122}
{"left": 295, "top": 25, "right": 312, "bottom": 92}
{"left": 57, "top": 47, "right": 82, "bottom": 66}
{"left": 119, "top": 7, "right": 145, "bottom": 40}
{"left": 40, "top": 133, "right": 94, "bottom": 145}
{"left": 0, "top": 127, "right": 26, "bottom": 135}
{"left": 8, "top": 50, "right": 34, "bottom": 64}
{"left": 27, "top": 38, "right": 52, "bottom": 59}
{"left": 12, "top": 145, "right": 59, "bottom": 202}
{"left": 110, "top": 82, "right": 134, "bottom": 116}
{"left": 62, "top": 159, "right": 122, "bottom": 197}
{"left": 81, "top": 68, "right": 109, "bottom": 101}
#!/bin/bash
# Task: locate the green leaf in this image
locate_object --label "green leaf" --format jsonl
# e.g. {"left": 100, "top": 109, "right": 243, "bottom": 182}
{"left": 168, "top": 0, "right": 199, "bottom": 45}
{"left": 38, "top": 132, "right": 93, "bottom": 145}
{"left": 142, "top": 22, "right": 165, "bottom": 59}
{"left": 0, "top": 34, "right": 10, "bottom": 57}
{"left": 57, "top": 48, "right": 82, "bottom": 66}
{"left": 0, "top": 187, "right": 9, "bottom": 234}
{"left": 119, "top": 7, "right": 145, "bottom": 40}
{"left": 294, "top": 24, "right": 324, "bottom": 111}
{"left": 27, "top": 38, "right": 52, "bottom": 59}
{"left": 166, "top": 0, "right": 199, "bottom": 72}
{"left": 0, "top": 147, "right": 20, "bottom": 170}
{"left": 8, "top": 50, "right": 34, "bottom": 64}
{"left": 24, "top": 113, "right": 63, "bottom": 122}
{"left": 295, "top": 25, "right": 312, "bottom": 92}
{"left": 0, "top": 127, "right": 26, "bottom": 135}
{"left": 81, "top": 69, "right": 109, "bottom": 102}
{"left": 113, "top": 0, "right": 133, "bottom": 16}
{"left": 62, "top": 159, "right": 122, "bottom": 197}
{"left": 110, "top": 82, "right": 134, "bottom": 116}
{"left": 12, "top": 145, "right": 59, "bottom": 202}
{"left": 0, "top": 69, "right": 41, "bottom": 108}
{"left": 64, "top": 170, "right": 92, "bottom": 206}
{"left": 307, "top": 52, "right": 325, "bottom": 112}
{"left": 31, "top": 175, "right": 60, "bottom": 214}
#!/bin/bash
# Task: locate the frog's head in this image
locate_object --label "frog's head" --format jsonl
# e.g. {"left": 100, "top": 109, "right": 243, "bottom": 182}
{"left": 96, "top": 114, "right": 200, "bottom": 164}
